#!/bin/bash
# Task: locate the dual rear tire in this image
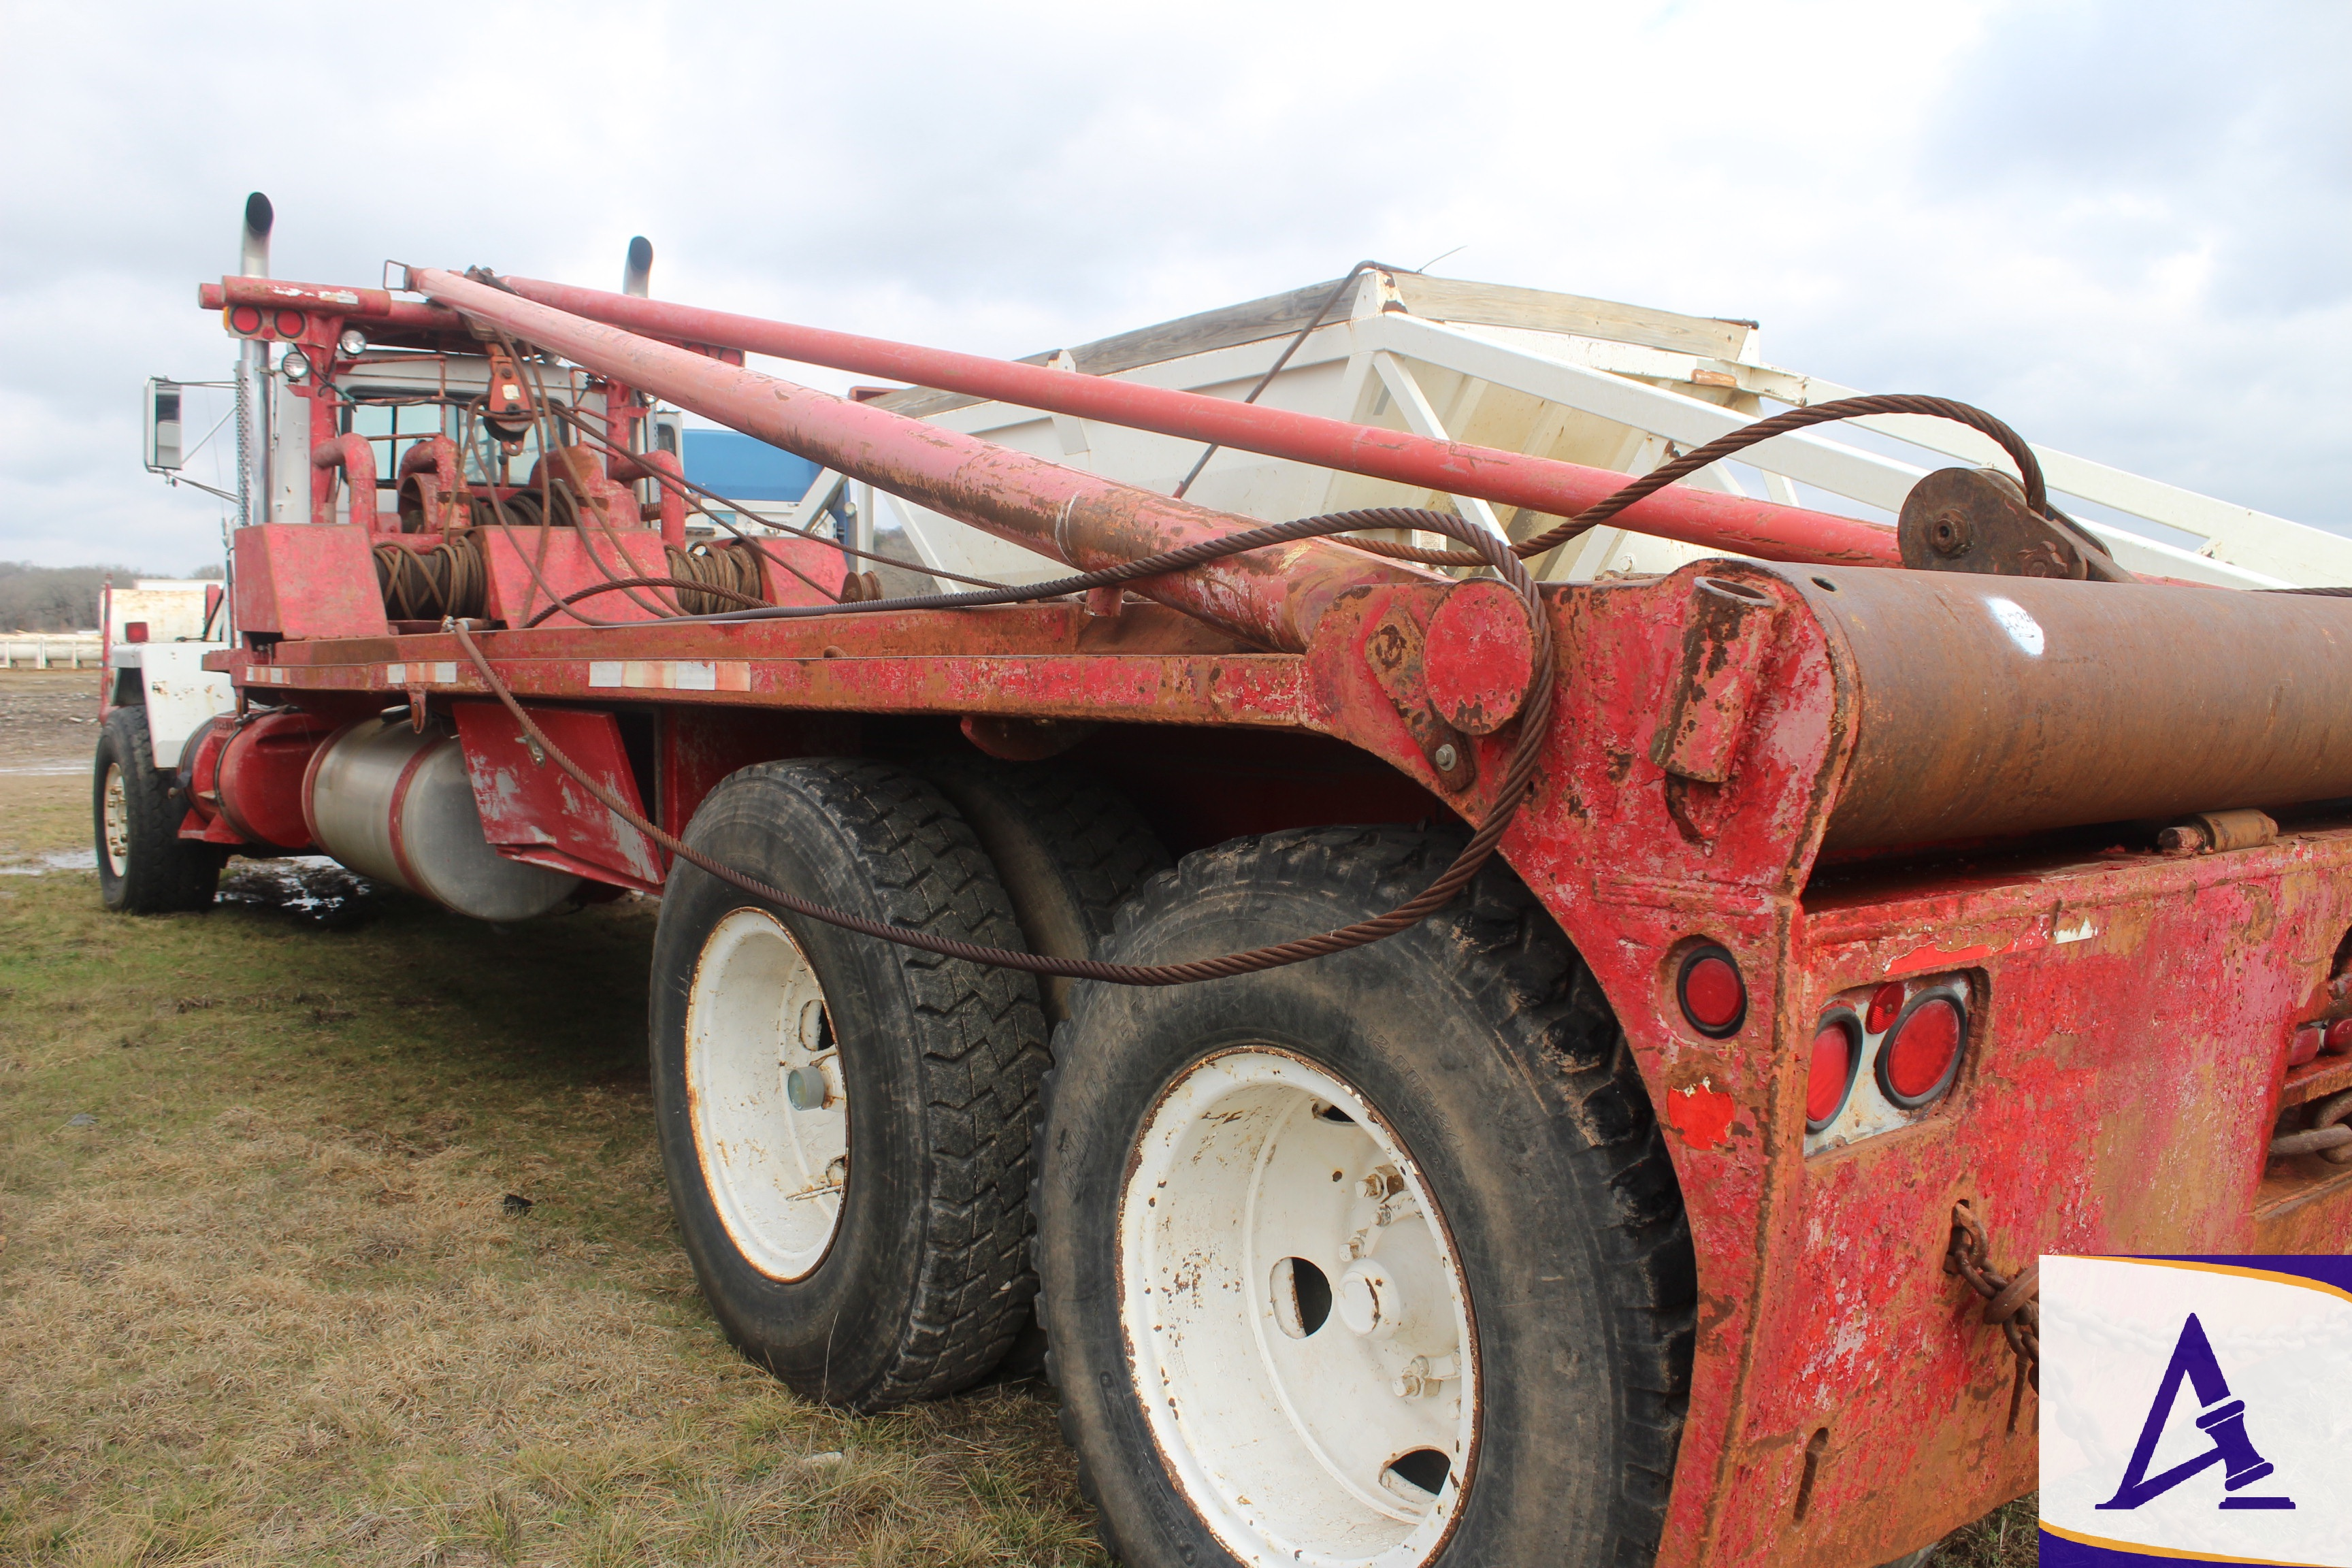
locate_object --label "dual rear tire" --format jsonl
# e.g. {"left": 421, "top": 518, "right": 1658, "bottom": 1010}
{"left": 653, "top": 764, "right": 1694, "bottom": 1566}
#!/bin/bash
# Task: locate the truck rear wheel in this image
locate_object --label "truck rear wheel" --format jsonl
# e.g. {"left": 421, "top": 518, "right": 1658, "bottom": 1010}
{"left": 1036, "top": 828, "right": 1695, "bottom": 1568}
{"left": 919, "top": 753, "right": 1171, "bottom": 1380}
{"left": 95, "top": 706, "right": 220, "bottom": 913}
{"left": 649, "top": 759, "right": 1048, "bottom": 1411}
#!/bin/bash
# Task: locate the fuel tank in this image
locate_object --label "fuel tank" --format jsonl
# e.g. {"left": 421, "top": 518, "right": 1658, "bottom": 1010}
{"left": 304, "top": 717, "right": 580, "bottom": 920}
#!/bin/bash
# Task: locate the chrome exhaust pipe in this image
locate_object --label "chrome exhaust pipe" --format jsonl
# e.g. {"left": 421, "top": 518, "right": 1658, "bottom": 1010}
{"left": 235, "top": 192, "right": 273, "bottom": 531}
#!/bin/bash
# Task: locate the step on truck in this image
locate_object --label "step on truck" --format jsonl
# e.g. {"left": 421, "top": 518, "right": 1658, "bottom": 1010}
{"left": 112, "top": 193, "right": 2352, "bottom": 1568}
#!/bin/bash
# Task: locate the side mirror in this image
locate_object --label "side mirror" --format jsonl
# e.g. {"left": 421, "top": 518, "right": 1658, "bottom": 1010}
{"left": 144, "top": 378, "right": 184, "bottom": 472}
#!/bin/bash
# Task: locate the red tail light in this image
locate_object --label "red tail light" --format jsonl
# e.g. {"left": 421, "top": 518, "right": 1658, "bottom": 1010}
{"left": 1878, "top": 994, "right": 1966, "bottom": 1107}
{"left": 1864, "top": 981, "right": 1905, "bottom": 1034}
{"left": 1807, "top": 1012, "right": 1861, "bottom": 1132}
{"left": 1678, "top": 945, "right": 1746, "bottom": 1038}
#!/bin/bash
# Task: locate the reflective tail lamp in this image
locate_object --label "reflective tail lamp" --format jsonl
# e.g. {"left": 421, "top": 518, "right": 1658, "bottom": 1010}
{"left": 1805, "top": 975, "right": 1973, "bottom": 1152}
{"left": 1878, "top": 993, "right": 1967, "bottom": 1109}
{"left": 1807, "top": 1009, "right": 1862, "bottom": 1132}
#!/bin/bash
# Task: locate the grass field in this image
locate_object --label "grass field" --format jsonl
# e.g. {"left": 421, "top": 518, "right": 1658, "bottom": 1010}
{"left": 0, "top": 671, "right": 2031, "bottom": 1566}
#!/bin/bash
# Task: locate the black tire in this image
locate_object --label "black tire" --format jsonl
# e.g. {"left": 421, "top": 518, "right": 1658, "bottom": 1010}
{"left": 94, "top": 706, "right": 220, "bottom": 914}
{"left": 649, "top": 758, "right": 1049, "bottom": 1411}
{"left": 919, "top": 754, "right": 1171, "bottom": 1382}
{"left": 917, "top": 754, "right": 1171, "bottom": 1024}
{"left": 1036, "top": 827, "right": 1695, "bottom": 1568}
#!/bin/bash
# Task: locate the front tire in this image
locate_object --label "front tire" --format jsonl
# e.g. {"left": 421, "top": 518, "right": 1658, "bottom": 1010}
{"left": 650, "top": 759, "right": 1048, "bottom": 1411}
{"left": 95, "top": 706, "right": 220, "bottom": 913}
{"left": 1036, "top": 828, "right": 1695, "bottom": 1568}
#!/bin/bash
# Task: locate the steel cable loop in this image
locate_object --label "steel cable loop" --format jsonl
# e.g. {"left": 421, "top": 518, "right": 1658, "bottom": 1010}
{"left": 665, "top": 541, "right": 769, "bottom": 616}
{"left": 372, "top": 535, "right": 487, "bottom": 621}
{"left": 524, "top": 574, "right": 768, "bottom": 627}
{"left": 449, "top": 506, "right": 1556, "bottom": 985}
{"left": 1338, "top": 393, "right": 2052, "bottom": 568}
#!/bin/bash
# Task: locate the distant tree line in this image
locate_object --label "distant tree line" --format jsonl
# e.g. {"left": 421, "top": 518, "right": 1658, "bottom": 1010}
{"left": 0, "top": 561, "right": 219, "bottom": 631}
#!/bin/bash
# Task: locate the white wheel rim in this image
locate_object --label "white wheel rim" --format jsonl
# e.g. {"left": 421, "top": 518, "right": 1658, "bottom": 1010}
{"left": 685, "top": 907, "right": 847, "bottom": 1280}
{"left": 101, "top": 763, "right": 131, "bottom": 877}
{"left": 1120, "top": 1049, "right": 1478, "bottom": 1567}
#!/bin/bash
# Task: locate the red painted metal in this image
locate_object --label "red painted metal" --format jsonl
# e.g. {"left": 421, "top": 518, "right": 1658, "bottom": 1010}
{"left": 230, "top": 524, "right": 391, "bottom": 640}
{"left": 409, "top": 265, "right": 1434, "bottom": 654}
{"left": 202, "top": 276, "right": 466, "bottom": 333}
{"left": 451, "top": 700, "right": 665, "bottom": 891}
{"left": 495, "top": 271, "right": 1901, "bottom": 568}
{"left": 207, "top": 709, "right": 338, "bottom": 849}
{"left": 310, "top": 433, "right": 378, "bottom": 529}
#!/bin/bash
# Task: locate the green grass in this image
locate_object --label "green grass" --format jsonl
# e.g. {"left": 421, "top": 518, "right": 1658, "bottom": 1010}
{"left": 0, "top": 785, "right": 1102, "bottom": 1565}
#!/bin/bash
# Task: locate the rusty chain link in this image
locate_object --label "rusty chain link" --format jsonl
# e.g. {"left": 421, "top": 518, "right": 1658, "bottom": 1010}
{"left": 2269, "top": 1086, "right": 2352, "bottom": 1162}
{"left": 1944, "top": 1201, "right": 2039, "bottom": 1433}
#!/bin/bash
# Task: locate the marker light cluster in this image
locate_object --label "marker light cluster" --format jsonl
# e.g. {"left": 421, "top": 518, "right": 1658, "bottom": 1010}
{"left": 1803, "top": 974, "right": 1973, "bottom": 1152}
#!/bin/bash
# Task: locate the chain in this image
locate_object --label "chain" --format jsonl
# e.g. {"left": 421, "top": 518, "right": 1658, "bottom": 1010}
{"left": 1945, "top": 1200, "right": 2039, "bottom": 1433}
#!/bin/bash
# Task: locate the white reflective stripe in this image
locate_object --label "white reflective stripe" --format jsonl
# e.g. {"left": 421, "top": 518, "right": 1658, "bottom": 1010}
{"left": 588, "top": 661, "right": 623, "bottom": 688}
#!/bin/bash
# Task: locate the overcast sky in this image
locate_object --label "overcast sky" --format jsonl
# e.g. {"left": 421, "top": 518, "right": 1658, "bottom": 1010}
{"left": 1, "top": 0, "right": 2344, "bottom": 573}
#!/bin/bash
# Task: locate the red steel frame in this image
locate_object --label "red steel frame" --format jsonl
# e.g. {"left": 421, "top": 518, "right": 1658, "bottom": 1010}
{"left": 189, "top": 266, "right": 2352, "bottom": 1567}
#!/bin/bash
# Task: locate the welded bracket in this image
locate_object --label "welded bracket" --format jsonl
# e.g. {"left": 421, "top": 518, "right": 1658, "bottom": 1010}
{"left": 1651, "top": 576, "right": 1780, "bottom": 785}
{"left": 1364, "top": 604, "right": 1477, "bottom": 793}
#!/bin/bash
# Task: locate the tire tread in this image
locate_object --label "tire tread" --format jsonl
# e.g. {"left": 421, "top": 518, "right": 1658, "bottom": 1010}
{"left": 1039, "top": 826, "right": 1695, "bottom": 1567}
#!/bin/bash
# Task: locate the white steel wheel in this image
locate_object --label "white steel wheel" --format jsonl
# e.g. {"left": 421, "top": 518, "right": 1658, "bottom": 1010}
{"left": 100, "top": 762, "right": 131, "bottom": 877}
{"left": 1122, "top": 1047, "right": 1478, "bottom": 1567}
{"left": 684, "top": 906, "right": 847, "bottom": 1281}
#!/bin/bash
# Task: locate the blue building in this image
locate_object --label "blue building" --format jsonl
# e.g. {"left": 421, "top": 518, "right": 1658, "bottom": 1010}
{"left": 681, "top": 428, "right": 821, "bottom": 504}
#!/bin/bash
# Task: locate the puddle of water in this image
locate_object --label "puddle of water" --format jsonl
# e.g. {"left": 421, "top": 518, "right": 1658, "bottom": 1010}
{"left": 219, "top": 855, "right": 380, "bottom": 928}
{"left": 0, "top": 848, "right": 97, "bottom": 875}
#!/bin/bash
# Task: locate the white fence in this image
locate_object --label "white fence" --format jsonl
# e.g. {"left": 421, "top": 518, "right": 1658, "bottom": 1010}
{"left": 2, "top": 634, "right": 103, "bottom": 669}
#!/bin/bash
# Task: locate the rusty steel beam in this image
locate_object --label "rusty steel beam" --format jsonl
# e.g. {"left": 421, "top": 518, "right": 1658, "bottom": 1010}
{"left": 405, "top": 266, "right": 1433, "bottom": 654}
{"left": 493, "top": 272, "right": 1902, "bottom": 569}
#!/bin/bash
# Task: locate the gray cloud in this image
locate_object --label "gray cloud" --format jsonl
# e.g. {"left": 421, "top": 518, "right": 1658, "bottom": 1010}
{"left": 1, "top": 0, "right": 2344, "bottom": 572}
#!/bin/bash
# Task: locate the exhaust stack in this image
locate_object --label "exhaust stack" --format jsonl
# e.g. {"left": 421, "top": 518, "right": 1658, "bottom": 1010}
{"left": 235, "top": 191, "right": 274, "bottom": 531}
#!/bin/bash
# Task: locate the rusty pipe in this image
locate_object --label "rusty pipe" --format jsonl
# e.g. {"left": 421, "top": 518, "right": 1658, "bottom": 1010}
{"left": 493, "top": 272, "right": 1901, "bottom": 570}
{"left": 1803, "top": 568, "right": 2352, "bottom": 850}
{"left": 310, "top": 433, "right": 378, "bottom": 530}
{"left": 404, "top": 265, "right": 1433, "bottom": 651}
{"left": 203, "top": 278, "right": 466, "bottom": 334}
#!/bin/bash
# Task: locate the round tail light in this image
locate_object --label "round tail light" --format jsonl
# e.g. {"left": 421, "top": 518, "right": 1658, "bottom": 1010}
{"left": 1807, "top": 1011, "right": 1861, "bottom": 1132}
{"left": 1864, "top": 981, "right": 1905, "bottom": 1034}
{"left": 1878, "top": 993, "right": 1967, "bottom": 1108}
{"left": 1678, "top": 945, "right": 1746, "bottom": 1038}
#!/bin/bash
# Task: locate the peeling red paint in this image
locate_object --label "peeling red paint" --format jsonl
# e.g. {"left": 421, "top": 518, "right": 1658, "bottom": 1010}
{"left": 1667, "top": 1079, "right": 1738, "bottom": 1151}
